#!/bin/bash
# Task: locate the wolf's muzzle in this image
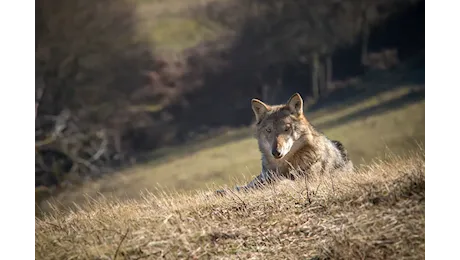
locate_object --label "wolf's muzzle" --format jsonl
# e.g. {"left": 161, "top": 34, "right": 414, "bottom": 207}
{"left": 271, "top": 148, "right": 282, "bottom": 159}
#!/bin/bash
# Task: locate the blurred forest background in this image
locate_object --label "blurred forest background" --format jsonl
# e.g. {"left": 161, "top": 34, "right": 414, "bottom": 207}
{"left": 35, "top": 0, "right": 425, "bottom": 206}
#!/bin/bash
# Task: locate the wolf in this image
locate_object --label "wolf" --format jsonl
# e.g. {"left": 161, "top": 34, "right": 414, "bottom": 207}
{"left": 218, "top": 93, "right": 353, "bottom": 194}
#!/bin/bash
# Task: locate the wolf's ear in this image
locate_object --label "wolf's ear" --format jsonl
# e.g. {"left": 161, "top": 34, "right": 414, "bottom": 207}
{"left": 287, "top": 93, "right": 303, "bottom": 116}
{"left": 251, "top": 99, "right": 270, "bottom": 123}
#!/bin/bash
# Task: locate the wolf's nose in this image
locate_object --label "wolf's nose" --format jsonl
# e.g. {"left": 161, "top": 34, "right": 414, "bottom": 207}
{"left": 272, "top": 149, "right": 282, "bottom": 158}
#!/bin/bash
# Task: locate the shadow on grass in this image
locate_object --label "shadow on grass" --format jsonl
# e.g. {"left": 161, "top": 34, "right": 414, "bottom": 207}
{"left": 307, "top": 63, "right": 425, "bottom": 114}
{"left": 140, "top": 127, "right": 254, "bottom": 167}
{"left": 314, "top": 87, "right": 425, "bottom": 131}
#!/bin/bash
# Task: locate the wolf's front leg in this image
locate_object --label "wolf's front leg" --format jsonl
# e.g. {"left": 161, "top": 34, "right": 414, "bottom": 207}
{"left": 243, "top": 169, "right": 275, "bottom": 190}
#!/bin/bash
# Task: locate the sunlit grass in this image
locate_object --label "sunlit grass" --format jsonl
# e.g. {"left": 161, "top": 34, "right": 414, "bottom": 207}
{"left": 36, "top": 150, "right": 425, "bottom": 259}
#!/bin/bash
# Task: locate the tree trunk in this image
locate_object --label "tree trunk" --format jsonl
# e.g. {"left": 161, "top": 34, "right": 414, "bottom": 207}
{"left": 273, "top": 64, "right": 284, "bottom": 103}
{"left": 260, "top": 65, "right": 284, "bottom": 104}
{"left": 318, "top": 57, "right": 328, "bottom": 96}
{"left": 361, "top": 7, "right": 369, "bottom": 66}
{"left": 262, "top": 84, "right": 269, "bottom": 102}
{"left": 311, "top": 52, "right": 320, "bottom": 99}
{"left": 326, "top": 55, "right": 333, "bottom": 91}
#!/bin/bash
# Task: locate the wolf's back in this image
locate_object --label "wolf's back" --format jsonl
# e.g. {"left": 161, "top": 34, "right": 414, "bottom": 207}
{"left": 331, "top": 140, "right": 350, "bottom": 162}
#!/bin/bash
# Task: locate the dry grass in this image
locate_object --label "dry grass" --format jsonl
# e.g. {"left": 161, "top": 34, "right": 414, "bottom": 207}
{"left": 36, "top": 149, "right": 424, "bottom": 259}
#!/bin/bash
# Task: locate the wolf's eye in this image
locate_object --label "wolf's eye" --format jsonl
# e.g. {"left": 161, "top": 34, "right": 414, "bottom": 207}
{"left": 266, "top": 128, "right": 272, "bottom": 133}
{"left": 284, "top": 124, "right": 291, "bottom": 132}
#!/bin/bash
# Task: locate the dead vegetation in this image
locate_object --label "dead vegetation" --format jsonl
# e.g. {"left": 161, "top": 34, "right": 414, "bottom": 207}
{"left": 36, "top": 149, "right": 424, "bottom": 259}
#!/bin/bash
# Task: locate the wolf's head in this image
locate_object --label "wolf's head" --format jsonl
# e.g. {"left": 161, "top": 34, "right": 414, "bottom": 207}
{"left": 251, "top": 93, "right": 313, "bottom": 160}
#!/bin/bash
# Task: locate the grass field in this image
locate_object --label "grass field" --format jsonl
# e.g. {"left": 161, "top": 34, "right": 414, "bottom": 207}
{"left": 35, "top": 81, "right": 425, "bottom": 258}
{"left": 36, "top": 149, "right": 424, "bottom": 259}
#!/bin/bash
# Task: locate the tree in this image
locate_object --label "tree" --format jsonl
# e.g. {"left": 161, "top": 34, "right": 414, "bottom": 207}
{"left": 35, "top": 0, "right": 157, "bottom": 186}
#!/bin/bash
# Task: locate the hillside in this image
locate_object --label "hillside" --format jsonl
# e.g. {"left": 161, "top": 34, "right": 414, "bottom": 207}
{"left": 35, "top": 150, "right": 424, "bottom": 259}
{"left": 36, "top": 83, "right": 425, "bottom": 213}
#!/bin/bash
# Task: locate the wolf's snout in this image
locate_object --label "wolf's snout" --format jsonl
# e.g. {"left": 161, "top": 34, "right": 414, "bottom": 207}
{"left": 271, "top": 148, "right": 282, "bottom": 159}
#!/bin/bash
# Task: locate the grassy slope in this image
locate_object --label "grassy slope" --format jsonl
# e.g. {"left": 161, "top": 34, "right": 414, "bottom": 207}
{"left": 35, "top": 151, "right": 424, "bottom": 259}
{"left": 38, "top": 85, "right": 424, "bottom": 212}
{"left": 35, "top": 77, "right": 425, "bottom": 259}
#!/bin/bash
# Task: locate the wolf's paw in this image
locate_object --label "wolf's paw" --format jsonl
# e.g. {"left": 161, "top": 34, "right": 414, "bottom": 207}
{"left": 215, "top": 186, "right": 248, "bottom": 196}
{"left": 234, "top": 186, "right": 249, "bottom": 192}
{"left": 215, "top": 189, "right": 227, "bottom": 196}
